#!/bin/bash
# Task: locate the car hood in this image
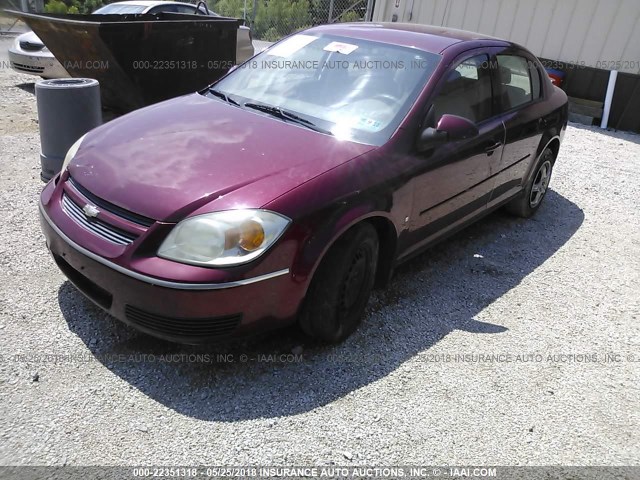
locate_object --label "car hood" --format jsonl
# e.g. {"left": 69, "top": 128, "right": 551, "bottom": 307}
{"left": 70, "top": 94, "right": 375, "bottom": 221}
{"left": 18, "top": 31, "right": 42, "bottom": 45}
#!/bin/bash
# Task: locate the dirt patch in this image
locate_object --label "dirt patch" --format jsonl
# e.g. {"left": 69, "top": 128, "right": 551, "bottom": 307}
{"left": 0, "top": 66, "right": 39, "bottom": 135}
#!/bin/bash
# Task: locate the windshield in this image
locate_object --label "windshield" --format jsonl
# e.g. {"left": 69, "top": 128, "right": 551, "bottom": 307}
{"left": 211, "top": 34, "right": 441, "bottom": 145}
{"left": 93, "top": 4, "right": 148, "bottom": 14}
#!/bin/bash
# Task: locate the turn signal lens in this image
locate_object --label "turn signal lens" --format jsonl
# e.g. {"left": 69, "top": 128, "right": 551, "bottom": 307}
{"left": 238, "top": 220, "right": 265, "bottom": 251}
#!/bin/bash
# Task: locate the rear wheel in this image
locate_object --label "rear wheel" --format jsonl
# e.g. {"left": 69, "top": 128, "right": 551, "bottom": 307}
{"left": 298, "top": 223, "right": 379, "bottom": 343}
{"left": 505, "top": 147, "right": 555, "bottom": 218}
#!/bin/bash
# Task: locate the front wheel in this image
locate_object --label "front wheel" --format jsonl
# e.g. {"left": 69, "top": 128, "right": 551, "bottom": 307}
{"left": 505, "top": 147, "right": 555, "bottom": 218}
{"left": 298, "top": 223, "right": 379, "bottom": 343}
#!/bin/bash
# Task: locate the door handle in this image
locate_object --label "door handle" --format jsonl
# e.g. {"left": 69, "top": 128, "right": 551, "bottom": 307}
{"left": 484, "top": 141, "right": 502, "bottom": 155}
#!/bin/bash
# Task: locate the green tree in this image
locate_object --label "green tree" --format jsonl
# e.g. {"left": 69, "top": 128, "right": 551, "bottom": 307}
{"left": 80, "top": 0, "right": 105, "bottom": 14}
{"left": 338, "top": 10, "right": 361, "bottom": 23}
{"left": 310, "top": 0, "right": 330, "bottom": 24}
{"left": 213, "top": 0, "right": 246, "bottom": 18}
{"left": 44, "top": 0, "right": 69, "bottom": 13}
{"left": 44, "top": 0, "right": 104, "bottom": 14}
{"left": 311, "top": 0, "right": 365, "bottom": 24}
{"left": 253, "top": 0, "right": 311, "bottom": 41}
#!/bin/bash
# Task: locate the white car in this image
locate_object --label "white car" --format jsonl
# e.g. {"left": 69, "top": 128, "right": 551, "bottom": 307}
{"left": 9, "top": 0, "right": 254, "bottom": 78}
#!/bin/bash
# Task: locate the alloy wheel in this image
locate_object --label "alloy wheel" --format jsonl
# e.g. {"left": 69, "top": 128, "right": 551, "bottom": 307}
{"left": 529, "top": 159, "right": 552, "bottom": 208}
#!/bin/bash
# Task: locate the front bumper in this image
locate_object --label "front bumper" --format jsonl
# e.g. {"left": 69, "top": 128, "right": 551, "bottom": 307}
{"left": 8, "top": 48, "right": 69, "bottom": 79}
{"left": 39, "top": 187, "right": 301, "bottom": 344}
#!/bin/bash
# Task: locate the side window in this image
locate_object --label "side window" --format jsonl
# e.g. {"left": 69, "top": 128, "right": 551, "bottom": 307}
{"left": 431, "top": 54, "right": 493, "bottom": 125}
{"left": 175, "top": 5, "right": 197, "bottom": 14}
{"left": 496, "top": 55, "right": 533, "bottom": 110}
{"left": 150, "top": 4, "right": 179, "bottom": 13}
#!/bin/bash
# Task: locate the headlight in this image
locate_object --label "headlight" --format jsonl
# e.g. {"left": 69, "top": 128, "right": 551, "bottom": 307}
{"left": 158, "top": 210, "right": 291, "bottom": 267}
{"left": 61, "top": 134, "right": 86, "bottom": 171}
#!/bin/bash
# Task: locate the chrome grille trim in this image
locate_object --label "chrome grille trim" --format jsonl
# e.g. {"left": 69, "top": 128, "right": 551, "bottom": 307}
{"left": 11, "top": 62, "right": 44, "bottom": 73}
{"left": 67, "top": 176, "right": 155, "bottom": 227}
{"left": 61, "top": 194, "right": 137, "bottom": 246}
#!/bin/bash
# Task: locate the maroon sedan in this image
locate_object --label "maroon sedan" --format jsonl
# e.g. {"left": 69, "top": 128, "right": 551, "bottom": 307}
{"left": 39, "top": 23, "right": 568, "bottom": 344}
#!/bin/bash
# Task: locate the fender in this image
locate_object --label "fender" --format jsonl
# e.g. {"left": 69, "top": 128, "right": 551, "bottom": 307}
{"left": 291, "top": 190, "right": 399, "bottom": 292}
{"left": 524, "top": 134, "right": 561, "bottom": 185}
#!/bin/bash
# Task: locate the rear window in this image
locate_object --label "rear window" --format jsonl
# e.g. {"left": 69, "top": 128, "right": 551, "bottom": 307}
{"left": 496, "top": 55, "right": 533, "bottom": 110}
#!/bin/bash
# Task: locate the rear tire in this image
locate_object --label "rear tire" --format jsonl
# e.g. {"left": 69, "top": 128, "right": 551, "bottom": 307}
{"left": 298, "top": 223, "right": 379, "bottom": 343}
{"left": 505, "top": 147, "right": 555, "bottom": 218}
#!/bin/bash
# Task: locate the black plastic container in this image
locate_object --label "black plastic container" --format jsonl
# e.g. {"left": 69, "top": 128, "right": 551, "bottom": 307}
{"left": 12, "top": 11, "right": 239, "bottom": 112}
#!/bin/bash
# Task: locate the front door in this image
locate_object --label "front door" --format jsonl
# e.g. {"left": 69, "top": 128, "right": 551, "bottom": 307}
{"left": 400, "top": 53, "right": 506, "bottom": 260}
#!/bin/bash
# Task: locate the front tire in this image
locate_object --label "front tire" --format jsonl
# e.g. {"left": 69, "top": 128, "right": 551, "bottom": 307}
{"left": 298, "top": 223, "right": 379, "bottom": 343}
{"left": 505, "top": 147, "right": 555, "bottom": 218}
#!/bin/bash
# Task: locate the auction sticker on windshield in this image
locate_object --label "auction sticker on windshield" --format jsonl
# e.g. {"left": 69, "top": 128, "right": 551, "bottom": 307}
{"left": 266, "top": 34, "right": 318, "bottom": 57}
{"left": 323, "top": 41, "right": 359, "bottom": 54}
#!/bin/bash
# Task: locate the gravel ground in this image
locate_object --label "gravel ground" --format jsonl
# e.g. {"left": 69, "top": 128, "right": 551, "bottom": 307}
{"left": 0, "top": 47, "right": 639, "bottom": 468}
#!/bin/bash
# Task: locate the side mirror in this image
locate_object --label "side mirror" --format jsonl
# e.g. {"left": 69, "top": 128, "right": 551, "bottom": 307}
{"left": 416, "top": 114, "right": 479, "bottom": 152}
{"left": 228, "top": 65, "right": 238, "bottom": 74}
{"left": 437, "top": 114, "right": 479, "bottom": 140}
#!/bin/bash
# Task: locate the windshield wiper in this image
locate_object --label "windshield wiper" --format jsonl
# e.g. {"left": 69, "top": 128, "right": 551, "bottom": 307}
{"left": 208, "top": 88, "right": 240, "bottom": 107}
{"left": 244, "top": 102, "right": 332, "bottom": 135}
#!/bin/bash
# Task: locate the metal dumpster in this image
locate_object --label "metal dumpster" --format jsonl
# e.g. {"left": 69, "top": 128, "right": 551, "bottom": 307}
{"left": 9, "top": 11, "right": 240, "bottom": 112}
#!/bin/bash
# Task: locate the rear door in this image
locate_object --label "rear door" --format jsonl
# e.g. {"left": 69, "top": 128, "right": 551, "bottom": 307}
{"left": 488, "top": 51, "right": 546, "bottom": 207}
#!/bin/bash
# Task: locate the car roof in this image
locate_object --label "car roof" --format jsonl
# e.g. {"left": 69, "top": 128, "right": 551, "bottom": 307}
{"left": 307, "top": 22, "right": 511, "bottom": 54}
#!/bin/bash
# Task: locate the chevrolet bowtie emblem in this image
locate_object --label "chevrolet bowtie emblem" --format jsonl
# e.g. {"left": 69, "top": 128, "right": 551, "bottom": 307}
{"left": 82, "top": 204, "right": 100, "bottom": 218}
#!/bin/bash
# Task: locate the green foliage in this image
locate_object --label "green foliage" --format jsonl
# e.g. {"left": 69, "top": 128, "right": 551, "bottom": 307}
{"left": 44, "top": 0, "right": 70, "bottom": 13}
{"left": 253, "top": 0, "right": 311, "bottom": 40}
{"left": 211, "top": 0, "right": 313, "bottom": 40}
{"left": 312, "top": 0, "right": 365, "bottom": 24}
{"left": 81, "top": 0, "right": 105, "bottom": 13}
{"left": 44, "top": 0, "right": 104, "bottom": 14}
{"left": 214, "top": 0, "right": 246, "bottom": 18}
{"left": 338, "top": 10, "right": 360, "bottom": 23}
